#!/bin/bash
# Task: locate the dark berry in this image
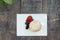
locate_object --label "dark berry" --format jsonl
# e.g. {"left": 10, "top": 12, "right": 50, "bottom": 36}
{"left": 25, "top": 22, "right": 30, "bottom": 29}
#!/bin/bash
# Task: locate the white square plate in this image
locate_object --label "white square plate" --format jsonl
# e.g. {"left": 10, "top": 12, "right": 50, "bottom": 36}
{"left": 16, "top": 14, "right": 47, "bottom": 36}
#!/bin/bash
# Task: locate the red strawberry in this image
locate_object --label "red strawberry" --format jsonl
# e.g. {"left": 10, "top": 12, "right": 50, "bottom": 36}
{"left": 26, "top": 16, "right": 33, "bottom": 22}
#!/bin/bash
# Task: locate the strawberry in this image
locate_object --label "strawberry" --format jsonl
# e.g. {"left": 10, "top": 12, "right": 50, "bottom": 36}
{"left": 26, "top": 16, "right": 33, "bottom": 22}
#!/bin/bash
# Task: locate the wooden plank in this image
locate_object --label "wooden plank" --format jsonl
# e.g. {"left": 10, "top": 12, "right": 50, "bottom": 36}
{"left": 0, "top": 15, "right": 7, "bottom": 40}
{"left": 0, "top": 0, "right": 20, "bottom": 40}
{"left": 42, "top": 0, "right": 48, "bottom": 13}
{"left": 48, "top": 31, "right": 60, "bottom": 40}
{"left": 43, "top": 0, "right": 60, "bottom": 40}
{"left": 19, "top": 36, "right": 42, "bottom": 40}
{"left": 21, "top": 0, "right": 42, "bottom": 13}
{"left": 48, "top": 0, "right": 60, "bottom": 32}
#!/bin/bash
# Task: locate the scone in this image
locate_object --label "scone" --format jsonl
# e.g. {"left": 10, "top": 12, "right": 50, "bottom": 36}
{"left": 29, "top": 20, "right": 42, "bottom": 32}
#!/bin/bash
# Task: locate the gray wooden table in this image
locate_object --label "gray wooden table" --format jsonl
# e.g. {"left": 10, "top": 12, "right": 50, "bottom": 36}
{"left": 0, "top": 0, "right": 60, "bottom": 40}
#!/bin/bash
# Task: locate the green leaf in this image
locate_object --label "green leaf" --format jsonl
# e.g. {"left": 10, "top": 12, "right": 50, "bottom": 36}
{"left": 3, "top": 0, "right": 13, "bottom": 5}
{"left": 0, "top": 0, "right": 4, "bottom": 8}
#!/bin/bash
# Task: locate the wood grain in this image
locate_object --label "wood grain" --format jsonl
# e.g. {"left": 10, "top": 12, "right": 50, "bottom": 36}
{"left": 21, "top": 0, "right": 42, "bottom": 13}
{"left": 0, "top": 0, "right": 60, "bottom": 40}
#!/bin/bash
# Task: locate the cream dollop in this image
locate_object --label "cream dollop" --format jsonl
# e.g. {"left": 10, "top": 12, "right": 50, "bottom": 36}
{"left": 29, "top": 20, "right": 42, "bottom": 32}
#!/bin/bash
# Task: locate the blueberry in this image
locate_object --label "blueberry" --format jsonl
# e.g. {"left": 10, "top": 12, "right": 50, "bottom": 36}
{"left": 25, "top": 22, "right": 30, "bottom": 29}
